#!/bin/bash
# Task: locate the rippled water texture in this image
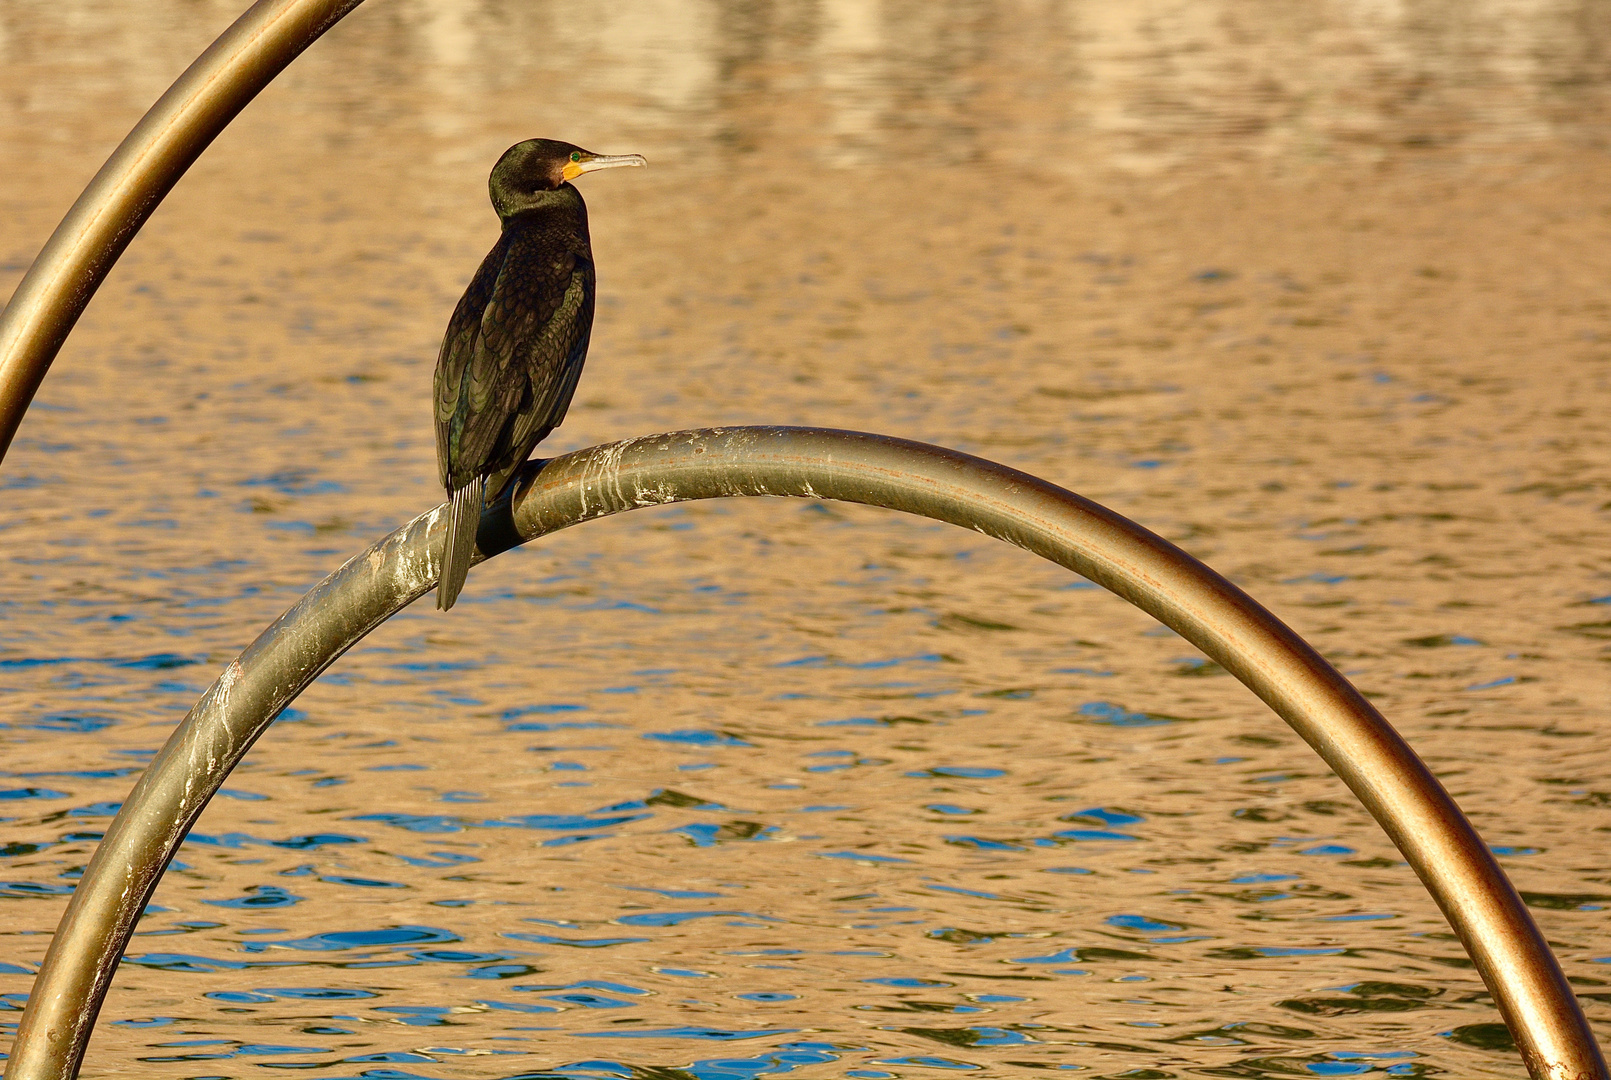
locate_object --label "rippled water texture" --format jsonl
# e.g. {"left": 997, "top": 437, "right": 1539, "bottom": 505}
{"left": 4, "top": 1, "right": 1611, "bottom": 1077}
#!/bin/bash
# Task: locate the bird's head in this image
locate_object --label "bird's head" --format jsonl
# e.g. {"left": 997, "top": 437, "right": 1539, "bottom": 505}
{"left": 489, "top": 139, "right": 646, "bottom": 218}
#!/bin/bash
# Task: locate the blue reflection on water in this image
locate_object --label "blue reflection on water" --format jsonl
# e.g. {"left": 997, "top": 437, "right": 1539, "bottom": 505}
{"left": 1077, "top": 701, "right": 1171, "bottom": 727}
{"left": 187, "top": 830, "right": 368, "bottom": 850}
{"left": 242, "top": 926, "right": 460, "bottom": 952}
{"left": 944, "top": 836, "right": 1023, "bottom": 851}
{"left": 203, "top": 884, "right": 304, "bottom": 909}
{"left": 672, "top": 823, "right": 782, "bottom": 847}
{"left": 23, "top": 714, "right": 116, "bottom": 734}
{"left": 0, "top": 787, "right": 66, "bottom": 801}
{"left": 906, "top": 766, "right": 1005, "bottom": 779}
{"left": 1106, "top": 914, "right": 1182, "bottom": 934}
{"left": 643, "top": 730, "right": 754, "bottom": 748}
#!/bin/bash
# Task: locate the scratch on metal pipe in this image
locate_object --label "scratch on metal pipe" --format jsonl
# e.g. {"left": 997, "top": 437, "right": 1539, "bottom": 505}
{"left": 214, "top": 660, "right": 242, "bottom": 712}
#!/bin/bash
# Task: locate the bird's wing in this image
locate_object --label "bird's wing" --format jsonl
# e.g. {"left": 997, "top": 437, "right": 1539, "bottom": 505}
{"left": 433, "top": 232, "right": 508, "bottom": 489}
{"left": 435, "top": 227, "right": 597, "bottom": 498}
{"left": 437, "top": 231, "right": 565, "bottom": 489}
{"left": 501, "top": 251, "right": 595, "bottom": 467}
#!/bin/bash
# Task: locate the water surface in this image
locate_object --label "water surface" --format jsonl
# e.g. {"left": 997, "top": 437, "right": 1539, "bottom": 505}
{"left": 3, "top": 1, "right": 1611, "bottom": 1077}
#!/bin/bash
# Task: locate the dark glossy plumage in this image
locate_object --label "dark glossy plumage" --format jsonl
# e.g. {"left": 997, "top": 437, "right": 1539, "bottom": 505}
{"left": 434, "top": 192, "right": 594, "bottom": 503}
{"left": 433, "top": 139, "right": 643, "bottom": 610}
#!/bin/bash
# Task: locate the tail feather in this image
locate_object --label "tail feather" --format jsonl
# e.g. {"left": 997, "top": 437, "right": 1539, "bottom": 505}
{"left": 438, "top": 476, "right": 485, "bottom": 611}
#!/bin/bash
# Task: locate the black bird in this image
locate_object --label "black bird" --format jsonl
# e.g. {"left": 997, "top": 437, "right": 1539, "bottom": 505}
{"left": 434, "top": 139, "right": 645, "bottom": 610}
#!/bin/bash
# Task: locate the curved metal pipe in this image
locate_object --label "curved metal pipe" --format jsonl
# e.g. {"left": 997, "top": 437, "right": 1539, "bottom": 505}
{"left": 0, "top": 0, "right": 367, "bottom": 464}
{"left": 7, "top": 428, "right": 1601, "bottom": 1080}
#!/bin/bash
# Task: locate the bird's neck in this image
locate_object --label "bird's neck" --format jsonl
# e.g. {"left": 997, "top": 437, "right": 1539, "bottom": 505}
{"left": 493, "top": 182, "right": 586, "bottom": 226}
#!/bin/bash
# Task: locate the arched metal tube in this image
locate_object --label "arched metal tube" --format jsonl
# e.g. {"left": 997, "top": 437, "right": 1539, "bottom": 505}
{"left": 0, "top": 0, "right": 368, "bottom": 464}
{"left": 7, "top": 427, "right": 1601, "bottom": 1080}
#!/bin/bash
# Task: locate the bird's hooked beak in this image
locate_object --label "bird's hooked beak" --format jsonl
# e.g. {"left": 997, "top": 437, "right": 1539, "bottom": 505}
{"left": 562, "top": 152, "right": 648, "bottom": 182}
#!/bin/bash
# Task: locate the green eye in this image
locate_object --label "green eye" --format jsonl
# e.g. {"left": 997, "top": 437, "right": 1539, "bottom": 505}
{"left": 569, "top": 151, "right": 581, "bottom": 162}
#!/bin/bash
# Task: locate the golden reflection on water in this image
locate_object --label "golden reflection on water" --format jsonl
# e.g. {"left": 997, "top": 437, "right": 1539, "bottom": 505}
{"left": 2, "top": 1, "right": 1611, "bottom": 1078}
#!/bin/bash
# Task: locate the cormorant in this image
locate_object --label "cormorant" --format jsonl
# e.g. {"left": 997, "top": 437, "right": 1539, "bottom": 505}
{"left": 433, "top": 139, "right": 645, "bottom": 610}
